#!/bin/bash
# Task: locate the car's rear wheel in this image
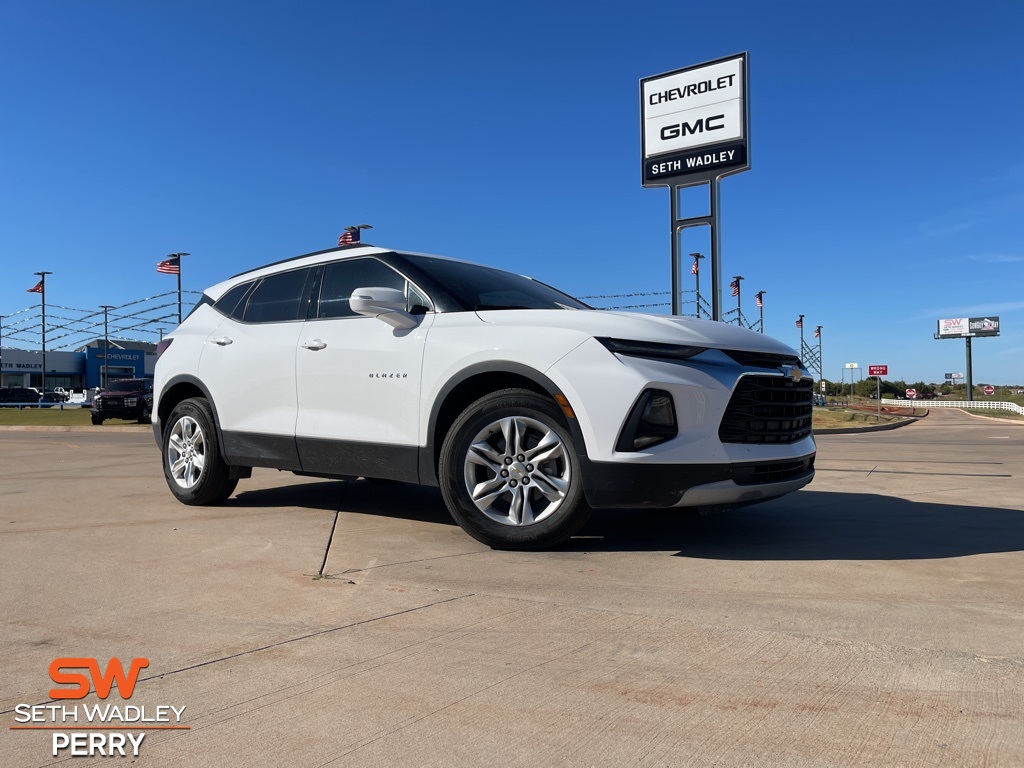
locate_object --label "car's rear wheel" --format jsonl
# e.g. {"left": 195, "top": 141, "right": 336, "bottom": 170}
{"left": 439, "top": 388, "right": 591, "bottom": 550}
{"left": 162, "top": 397, "right": 237, "bottom": 505}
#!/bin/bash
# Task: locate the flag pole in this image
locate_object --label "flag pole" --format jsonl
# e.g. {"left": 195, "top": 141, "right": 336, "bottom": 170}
{"left": 689, "top": 252, "right": 704, "bottom": 318}
{"left": 164, "top": 252, "right": 189, "bottom": 325}
{"left": 34, "top": 271, "right": 52, "bottom": 393}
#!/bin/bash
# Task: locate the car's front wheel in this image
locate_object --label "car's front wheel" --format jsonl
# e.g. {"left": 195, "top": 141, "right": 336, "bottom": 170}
{"left": 439, "top": 389, "right": 591, "bottom": 550}
{"left": 162, "top": 398, "right": 237, "bottom": 505}
{"left": 91, "top": 414, "right": 103, "bottom": 425}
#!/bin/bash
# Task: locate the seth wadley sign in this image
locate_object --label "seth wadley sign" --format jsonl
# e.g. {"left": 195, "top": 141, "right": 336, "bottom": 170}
{"left": 641, "top": 54, "right": 748, "bottom": 184}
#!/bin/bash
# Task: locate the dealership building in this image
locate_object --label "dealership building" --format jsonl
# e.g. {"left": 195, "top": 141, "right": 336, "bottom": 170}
{"left": 0, "top": 341, "right": 156, "bottom": 390}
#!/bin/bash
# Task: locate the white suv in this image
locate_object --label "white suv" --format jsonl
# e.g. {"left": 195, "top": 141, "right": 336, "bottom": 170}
{"left": 153, "top": 244, "right": 815, "bottom": 549}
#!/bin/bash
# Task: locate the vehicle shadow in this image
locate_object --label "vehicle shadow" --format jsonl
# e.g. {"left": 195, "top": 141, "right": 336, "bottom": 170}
{"left": 229, "top": 482, "right": 1024, "bottom": 560}
{"left": 231, "top": 478, "right": 457, "bottom": 527}
{"left": 569, "top": 490, "right": 1024, "bottom": 560}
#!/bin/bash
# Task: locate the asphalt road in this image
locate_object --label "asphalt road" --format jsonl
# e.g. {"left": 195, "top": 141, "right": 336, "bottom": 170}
{"left": 1, "top": 408, "right": 1022, "bottom": 766}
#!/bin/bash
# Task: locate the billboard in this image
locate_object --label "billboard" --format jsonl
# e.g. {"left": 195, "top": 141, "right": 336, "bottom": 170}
{"left": 936, "top": 317, "right": 1000, "bottom": 338}
{"left": 641, "top": 53, "right": 749, "bottom": 186}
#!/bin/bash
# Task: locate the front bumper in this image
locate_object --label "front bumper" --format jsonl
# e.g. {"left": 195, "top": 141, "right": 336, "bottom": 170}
{"left": 580, "top": 455, "right": 815, "bottom": 509}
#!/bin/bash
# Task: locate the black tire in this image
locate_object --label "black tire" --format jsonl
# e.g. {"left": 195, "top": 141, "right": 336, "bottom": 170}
{"left": 138, "top": 401, "right": 152, "bottom": 424}
{"left": 439, "top": 388, "right": 591, "bottom": 550}
{"left": 91, "top": 414, "right": 103, "bottom": 425}
{"left": 161, "top": 397, "right": 237, "bottom": 505}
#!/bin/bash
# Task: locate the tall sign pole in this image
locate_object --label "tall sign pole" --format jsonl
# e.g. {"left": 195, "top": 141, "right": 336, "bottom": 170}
{"left": 935, "top": 317, "right": 1000, "bottom": 404}
{"left": 641, "top": 54, "right": 750, "bottom": 321}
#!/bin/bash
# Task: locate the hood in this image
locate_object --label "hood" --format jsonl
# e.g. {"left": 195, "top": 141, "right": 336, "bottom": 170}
{"left": 475, "top": 309, "right": 799, "bottom": 356}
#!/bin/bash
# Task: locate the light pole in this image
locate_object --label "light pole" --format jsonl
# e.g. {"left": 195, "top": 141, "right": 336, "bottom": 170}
{"left": 34, "top": 271, "right": 52, "bottom": 393}
{"left": 100, "top": 305, "right": 115, "bottom": 389}
{"left": 689, "top": 252, "right": 705, "bottom": 318}
{"left": 0, "top": 314, "right": 5, "bottom": 387}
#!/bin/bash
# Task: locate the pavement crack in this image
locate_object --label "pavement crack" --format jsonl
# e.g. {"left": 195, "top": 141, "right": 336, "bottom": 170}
{"left": 317, "top": 480, "right": 348, "bottom": 576}
{"left": 0, "top": 593, "right": 474, "bottom": 715}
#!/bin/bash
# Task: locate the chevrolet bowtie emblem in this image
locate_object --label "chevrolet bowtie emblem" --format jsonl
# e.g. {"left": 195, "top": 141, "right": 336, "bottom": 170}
{"left": 783, "top": 365, "right": 803, "bottom": 383}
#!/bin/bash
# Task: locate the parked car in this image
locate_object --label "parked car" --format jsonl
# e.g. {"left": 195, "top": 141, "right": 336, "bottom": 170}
{"left": 92, "top": 379, "right": 154, "bottom": 424}
{"left": 154, "top": 244, "right": 816, "bottom": 549}
{"left": 0, "top": 387, "right": 42, "bottom": 405}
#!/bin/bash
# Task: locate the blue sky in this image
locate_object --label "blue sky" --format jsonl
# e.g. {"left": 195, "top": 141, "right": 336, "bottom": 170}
{"left": 2, "top": 0, "right": 1022, "bottom": 384}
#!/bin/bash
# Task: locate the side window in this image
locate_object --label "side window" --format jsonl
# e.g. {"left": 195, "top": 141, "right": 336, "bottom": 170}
{"left": 243, "top": 268, "right": 313, "bottom": 323}
{"left": 213, "top": 281, "right": 254, "bottom": 320}
{"left": 318, "top": 259, "right": 409, "bottom": 319}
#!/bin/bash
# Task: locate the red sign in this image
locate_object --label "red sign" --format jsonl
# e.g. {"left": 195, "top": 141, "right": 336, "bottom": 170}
{"left": 868, "top": 365, "right": 888, "bottom": 376}
{"left": 906, "top": 389, "right": 917, "bottom": 399}
{"left": 984, "top": 385, "right": 995, "bottom": 395}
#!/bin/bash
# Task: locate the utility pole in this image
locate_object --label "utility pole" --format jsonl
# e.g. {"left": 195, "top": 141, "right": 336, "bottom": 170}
{"left": 0, "top": 314, "right": 5, "bottom": 388}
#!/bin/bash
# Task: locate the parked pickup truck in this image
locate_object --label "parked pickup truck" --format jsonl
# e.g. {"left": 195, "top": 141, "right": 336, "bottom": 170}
{"left": 92, "top": 379, "right": 154, "bottom": 424}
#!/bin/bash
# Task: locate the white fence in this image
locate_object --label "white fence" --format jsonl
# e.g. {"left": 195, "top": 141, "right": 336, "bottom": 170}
{"left": 880, "top": 398, "right": 1024, "bottom": 416}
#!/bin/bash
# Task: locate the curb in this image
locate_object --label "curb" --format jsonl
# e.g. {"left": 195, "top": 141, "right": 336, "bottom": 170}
{"left": 956, "top": 409, "right": 1024, "bottom": 425}
{"left": 814, "top": 416, "right": 923, "bottom": 435}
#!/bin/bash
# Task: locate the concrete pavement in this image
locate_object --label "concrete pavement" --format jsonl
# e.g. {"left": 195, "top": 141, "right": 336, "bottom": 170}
{"left": 1, "top": 408, "right": 1022, "bottom": 766}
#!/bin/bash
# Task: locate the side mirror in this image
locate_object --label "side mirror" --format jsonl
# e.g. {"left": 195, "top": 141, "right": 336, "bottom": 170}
{"left": 349, "top": 287, "right": 419, "bottom": 330}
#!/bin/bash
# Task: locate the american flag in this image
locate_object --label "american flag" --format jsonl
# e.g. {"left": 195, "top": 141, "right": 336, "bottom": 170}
{"left": 730, "top": 279, "right": 739, "bottom": 297}
{"left": 27, "top": 280, "right": 43, "bottom": 293}
{"left": 795, "top": 317, "right": 803, "bottom": 328}
{"left": 814, "top": 327, "right": 821, "bottom": 339}
{"left": 755, "top": 291, "right": 764, "bottom": 308}
{"left": 157, "top": 256, "right": 181, "bottom": 275}
{"left": 691, "top": 259, "right": 699, "bottom": 275}
{"left": 338, "top": 228, "right": 360, "bottom": 246}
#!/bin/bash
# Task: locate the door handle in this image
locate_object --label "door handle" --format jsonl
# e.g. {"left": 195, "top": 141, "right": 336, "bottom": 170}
{"left": 211, "top": 336, "right": 233, "bottom": 346}
{"left": 301, "top": 339, "right": 327, "bottom": 351}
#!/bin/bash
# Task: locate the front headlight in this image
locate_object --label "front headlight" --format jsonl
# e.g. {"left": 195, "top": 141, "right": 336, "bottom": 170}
{"left": 597, "top": 337, "right": 705, "bottom": 362}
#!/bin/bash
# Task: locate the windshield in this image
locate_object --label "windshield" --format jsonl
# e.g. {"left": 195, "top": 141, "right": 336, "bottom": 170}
{"left": 402, "top": 255, "right": 590, "bottom": 311}
{"left": 107, "top": 380, "right": 145, "bottom": 392}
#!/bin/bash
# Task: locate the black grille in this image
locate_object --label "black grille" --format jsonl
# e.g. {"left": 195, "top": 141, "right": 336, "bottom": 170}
{"left": 732, "top": 457, "right": 814, "bottom": 485}
{"left": 723, "top": 350, "right": 802, "bottom": 369}
{"left": 719, "top": 375, "right": 813, "bottom": 444}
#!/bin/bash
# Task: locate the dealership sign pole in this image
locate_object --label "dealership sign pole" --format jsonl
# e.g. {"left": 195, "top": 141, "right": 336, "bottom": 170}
{"left": 641, "top": 54, "right": 750, "bottom": 320}
{"left": 934, "top": 317, "right": 1000, "bottom": 403}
